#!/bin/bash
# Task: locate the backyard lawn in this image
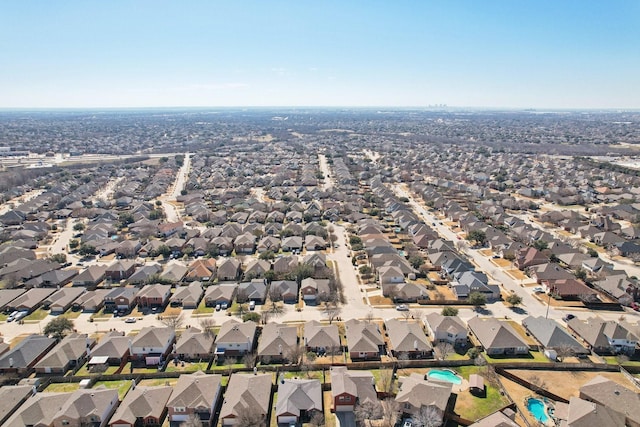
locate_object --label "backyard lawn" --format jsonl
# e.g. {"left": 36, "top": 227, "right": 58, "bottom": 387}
{"left": 93, "top": 380, "right": 132, "bottom": 399}
{"left": 24, "top": 308, "right": 49, "bottom": 321}
{"left": 45, "top": 382, "right": 80, "bottom": 393}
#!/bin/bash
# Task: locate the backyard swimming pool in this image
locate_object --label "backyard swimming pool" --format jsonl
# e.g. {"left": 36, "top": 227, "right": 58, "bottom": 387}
{"left": 427, "top": 369, "right": 462, "bottom": 385}
{"left": 526, "top": 397, "right": 548, "bottom": 422}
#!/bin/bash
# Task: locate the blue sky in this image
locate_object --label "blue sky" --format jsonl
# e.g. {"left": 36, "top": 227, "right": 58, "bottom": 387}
{"left": 1, "top": 1, "right": 639, "bottom": 108}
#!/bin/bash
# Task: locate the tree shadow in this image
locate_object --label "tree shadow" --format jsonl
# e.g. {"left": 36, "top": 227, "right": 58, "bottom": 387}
{"left": 509, "top": 306, "right": 528, "bottom": 315}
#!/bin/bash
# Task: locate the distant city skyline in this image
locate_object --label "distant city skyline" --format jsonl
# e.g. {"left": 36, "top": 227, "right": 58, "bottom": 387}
{"left": 2, "top": 1, "right": 639, "bottom": 109}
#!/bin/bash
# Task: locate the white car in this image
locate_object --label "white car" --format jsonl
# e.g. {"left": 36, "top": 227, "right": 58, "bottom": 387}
{"left": 396, "top": 304, "right": 409, "bottom": 311}
{"left": 125, "top": 317, "right": 137, "bottom": 323}
{"left": 533, "top": 287, "right": 544, "bottom": 293}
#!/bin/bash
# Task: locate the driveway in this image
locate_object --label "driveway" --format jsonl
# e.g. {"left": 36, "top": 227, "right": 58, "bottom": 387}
{"left": 336, "top": 412, "right": 356, "bottom": 427}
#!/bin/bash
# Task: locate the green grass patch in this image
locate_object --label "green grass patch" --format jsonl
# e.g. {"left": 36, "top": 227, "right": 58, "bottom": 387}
{"left": 61, "top": 309, "right": 82, "bottom": 319}
{"left": 93, "top": 380, "right": 132, "bottom": 400}
{"left": 45, "top": 382, "right": 80, "bottom": 392}
{"left": 194, "top": 298, "right": 214, "bottom": 314}
{"left": 75, "top": 363, "right": 120, "bottom": 376}
{"left": 164, "top": 361, "right": 209, "bottom": 372}
{"left": 24, "top": 308, "right": 49, "bottom": 321}
{"left": 453, "top": 377, "right": 510, "bottom": 421}
{"left": 0, "top": 313, "right": 7, "bottom": 321}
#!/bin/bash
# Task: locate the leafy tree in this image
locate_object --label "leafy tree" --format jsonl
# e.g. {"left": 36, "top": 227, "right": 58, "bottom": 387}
{"left": 44, "top": 317, "right": 74, "bottom": 340}
{"left": 78, "top": 243, "right": 97, "bottom": 256}
{"left": 587, "top": 247, "right": 599, "bottom": 257}
{"left": 467, "top": 291, "right": 487, "bottom": 309}
{"left": 358, "top": 265, "right": 372, "bottom": 277}
{"left": 118, "top": 212, "right": 134, "bottom": 226}
{"left": 263, "top": 270, "right": 276, "bottom": 284}
{"left": 157, "top": 244, "right": 172, "bottom": 258}
{"left": 575, "top": 267, "right": 587, "bottom": 281}
{"left": 73, "top": 222, "right": 85, "bottom": 231}
{"left": 349, "top": 236, "right": 362, "bottom": 246}
{"left": 441, "top": 306, "right": 459, "bottom": 316}
{"left": 49, "top": 253, "right": 67, "bottom": 264}
{"left": 409, "top": 254, "right": 425, "bottom": 269}
{"left": 160, "top": 313, "right": 184, "bottom": 331}
{"left": 532, "top": 240, "right": 548, "bottom": 251}
{"left": 505, "top": 293, "right": 523, "bottom": 307}
{"left": 68, "top": 239, "right": 79, "bottom": 250}
{"left": 242, "top": 312, "right": 261, "bottom": 322}
{"left": 466, "top": 230, "right": 487, "bottom": 246}
{"left": 259, "top": 250, "right": 275, "bottom": 260}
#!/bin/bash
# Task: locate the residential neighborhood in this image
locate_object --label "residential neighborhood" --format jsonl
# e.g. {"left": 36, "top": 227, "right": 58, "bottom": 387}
{"left": 0, "top": 109, "right": 640, "bottom": 427}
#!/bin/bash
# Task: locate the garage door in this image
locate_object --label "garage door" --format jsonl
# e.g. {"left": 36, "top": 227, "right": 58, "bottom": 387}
{"left": 278, "top": 415, "right": 297, "bottom": 424}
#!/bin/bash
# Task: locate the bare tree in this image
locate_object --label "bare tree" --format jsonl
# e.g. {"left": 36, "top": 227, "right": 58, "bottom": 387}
{"left": 364, "top": 311, "right": 375, "bottom": 324}
{"left": 380, "top": 398, "right": 401, "bottom": 427}
{"left": 308, "top": 411, "right": 325, "bottom": 427}
{"left": 268, "top": 285, "right": 283, "bottom": 302}
{"left": 199, "top": 317, "right": 216, "bottom": 339}
{"left": 378, "top": 368, "right": 395, "bottom": 394}
{"left": 323, "top": 302, "right": 342, "bottom": 324}
{"left": 180, "top": 414, "right": 203, "bottom": 427}
{"left": 161, "top": 313, "right": 185, "bottom": 331}
{"left": 435, "top": 342, "right": 454, "bottom": 361}
{"left": 236, "top": 406, "right": 266, "bottom": 427}
{"left": 242, "top": 353, "right": 257, "bottom": 369}
{"left": 412, "top": 406, "right": 443, "bottom": 427}
{"left": 236, "top": 288, "right": 249, "bottom": 304}
{"left": 555, "top": 344, "right": 575, "bottom": 361}
{"left": 286, "top": 345, "right": 305, "bottom": 366}
{"left": 355, "top": 400, "right": 383, "bottom": 427}
{"left": 223, "top": 357, "right": 237, "bottom": 376}
{"left": 266, "top": 301, "right": 285, "bottom": 317}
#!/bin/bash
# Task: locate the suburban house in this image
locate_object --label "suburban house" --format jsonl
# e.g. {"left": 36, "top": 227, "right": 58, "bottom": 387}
{"left": 50, "top": 388, "right": 119, "bottom": 427}
{"left": 451, "top": 271, "right": 500, "bottom": 300}
{"left": 175, "top": 328, "right": 215, "bottom": 361}
{"left": 0, "top": 334, "right": 57, "bottom": 375}
{"left": 219, "top": 373, "right": 272, "bottom": 427}
{"left": 129, "top": 326, "right": 176, "bottom": 366}
{"left": 71, "top": 265, "right": 107, "bottom": 289}
{"left": 467, "top": 317, "right": 529, "bottom": 356}
{"left": 237, "top": 279, "right": 267, "bottom": 304}
{"left": 216, "top": 258, "right": 241, "bottom": 281}
{"left": 395, "top": 373, "right": 452, "bottom": 424}
{"left": 73, "top": 289, "right": 109, "bottom": 312}
{"left": 304, "top": 320, "right": 341, "bottom": 355}
{"left": 579, "top": 375, "right": 640, "bottom": 427}
{"left": 385, "top": 319, "right": 433, "bottom": 359}
{"left": 425, "top": 313, "right": 468, "bottom": 347}
{"left": 344, "top": 319, "right": 385, "bottom": 360}
{"left": 167, "top": 372, "right": 222, "bottom": 427}
{"left": 204, "top": 283, "right": 237, "bottom": 307}
{"left": 6, "top": 288, "right": 55, "bottom": 313}
{"left": 43, "top": 287, "right": 85, "bottom": 314}
{"left": 567, "top": 317, "right": 638, "bottom": 355}
{"left": 214, "top": 319, "right": 257, "bottom": 358}
{"left": 0, "top": 385, "right": 33, "bottom": 426}
{"left": 109, "top": 385, "right": 173, "bottom": 427}
{"left": 170, "top": 282, "right": 204, "bottom": 308}
{"left": 4, "top": 392, "right": 74, "bottom": 427}
{"left": 521, "top": 316, "right": 590, "bottom": 358}
{"left": 185, "top": 258, "right": 217, "bottom": 282}
{"left": 103, "top": 287, "right": 139, "bottom": 313}
{"left": 34, "top": 334, "right": 95, "bottom": 374}
{"left": 89, "top": 331, "right": 130, "bottom": 367}
{"left": 275, "top": 379, "right": 323, "bottom": 425}
{"left": 555, "top": 397, "right": 626, "bottom": 427}
{"left": 300, "top": 277, "right": 331, "bottom": 303}
{"left": 105, "top": 259, "right": 137, "bottom": 281}
{"left": 378, "top": 265, "right": 405, "bottom": 286}
{"left": 330, "top": 366, "right": 377, "bottom": 412}
{"left": 258, "top": 323, "right": 299, "bottom": 363}
{"left": 269, "top": 280, "right": 299, "bottom": 303}
{"left": 136, "top": 283, "right": 171, "bottom": 309}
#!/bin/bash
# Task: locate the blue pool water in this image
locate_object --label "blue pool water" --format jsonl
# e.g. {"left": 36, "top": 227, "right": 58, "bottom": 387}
{"left": 526, "top": 398, "right": 548, "bottom": 422}
{"left": 427, "top": 369, "right": 462, "bottom": 385}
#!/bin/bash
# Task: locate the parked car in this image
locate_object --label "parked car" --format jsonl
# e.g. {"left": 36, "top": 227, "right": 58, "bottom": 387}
{"left": 125, "top": 317, "right": 137, "bottom": 323}
{"left": 221, "top": 302, "right": 228, "bottom": 310}
{"left": 563, "top": 314, "right": 576, "bottom": 322}
{"left": 215, "top": 304, "right": 221, "bottom": 311}
{"left": 249, "top": 301, "right": 256, "bottom": 310}
{"left": 396, "top": 304, "right": 409, "bottom": 311}
{"left": 533, "top": 287, "right": 544, "bottom": 293}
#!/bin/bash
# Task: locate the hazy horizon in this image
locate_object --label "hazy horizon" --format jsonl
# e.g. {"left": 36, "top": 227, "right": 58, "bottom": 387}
{"left": 2, "top": 1, "right": 639, "bottom": 109}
